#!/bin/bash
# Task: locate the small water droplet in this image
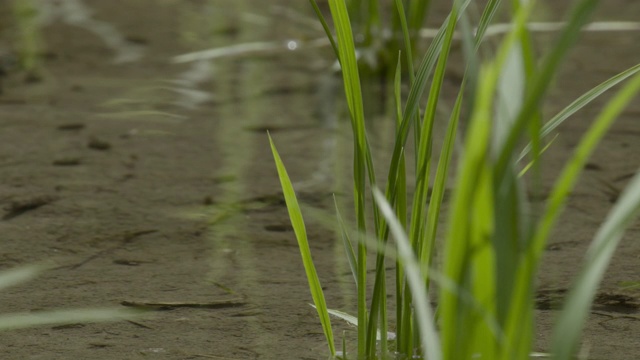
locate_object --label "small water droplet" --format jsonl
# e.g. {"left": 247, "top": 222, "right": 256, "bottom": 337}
{"left": 286, "top": 40, "right": 298, "bottom": 51}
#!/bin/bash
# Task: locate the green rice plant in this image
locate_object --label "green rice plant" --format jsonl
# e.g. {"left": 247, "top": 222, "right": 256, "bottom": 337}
{"left": 342, "top": 0, "right": 433, "bottom": 73}
{"left": 270, "top": 0, "right": 640, "bottom": 358}
{"left": 0, "top": 265, "right": 141, "bottom": 331}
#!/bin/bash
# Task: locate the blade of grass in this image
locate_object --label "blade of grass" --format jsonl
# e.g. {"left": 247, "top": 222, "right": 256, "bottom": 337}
{"left": 394, "top": 0, "right": 414, "bottom": 81}
{"left": 334, "top": 197, "right": 358, "bottom": 287}
{"left": 309, "top": 0, "right": 340, "bottom": 59}
{"left": 421, "top": 84, "right": 464, "bottom": 275}
{"left": 474, "top": 0, "right": 503, "bottom": 49}
{"left": 327, "top": 0, "right": 369, "bottom": 355}
{"left": 318, "top": 307, "right": 391, "bottom": 341}
{"left": 494, "top": 0, "right": 600, "bottom": 180}
{"left": 530, "top": 67, "right": 640, "bottom": 287}
{"left": 409, "top": 0, "right": 461, "bottom": 259}
{"left": 492, "top": 1, "right": 538, "bottom": 331}
{"left": 386, "top": 0, "right": 472, "bottom": 207}
{"left": 440, "top": 3, "right": 535, "bottom": 357}
{"left": 392, "top": 54, "right": 408, "bottom": 351}
{"left": 268, "top": 134, "right": 335, "bottom": 356}
{"left": 439, "top": 64, "right": 494, "bottom": 360}
{"left": 518, "top": 134, "right": 558, "bottom": 177}
{"left": 506, "top": 55, "right": 640, "bottom": 360}
{"left": 553, "top": 164, "right": 640, "bottom": 359}
{"left": 518, "top": 62, "right": 640, "bottom": 162}
{"left": 372, "top": 188, "right": 441, "bottom": 360}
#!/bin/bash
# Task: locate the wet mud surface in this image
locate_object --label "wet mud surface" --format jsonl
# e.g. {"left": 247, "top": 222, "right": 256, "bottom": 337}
{"left": 0, "top": 1, "right": 639, "bottom": 359}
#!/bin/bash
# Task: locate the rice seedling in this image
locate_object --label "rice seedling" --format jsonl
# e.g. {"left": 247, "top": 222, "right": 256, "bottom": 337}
{"left": 337, "top": 0, "right": 433, "bottom": 74}
{"left": 270, "top": 0, "right": 640, "bottom": 359}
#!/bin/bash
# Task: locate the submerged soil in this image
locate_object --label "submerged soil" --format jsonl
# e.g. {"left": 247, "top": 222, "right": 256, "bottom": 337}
{"left": 0, "top": 1, "right": 639, "bottom": 359}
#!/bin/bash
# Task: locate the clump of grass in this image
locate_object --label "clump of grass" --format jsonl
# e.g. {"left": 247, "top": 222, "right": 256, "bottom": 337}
{"left": 334, "top": 0, "right": 432, "bottom": 74}
{"left": 271, "top": 0, "right": 640, "bottom": 359}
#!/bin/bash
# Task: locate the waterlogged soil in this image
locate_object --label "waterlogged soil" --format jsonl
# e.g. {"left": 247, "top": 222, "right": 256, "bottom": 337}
{"left": 0, "top": 1, "right": 639, "bottom": 359}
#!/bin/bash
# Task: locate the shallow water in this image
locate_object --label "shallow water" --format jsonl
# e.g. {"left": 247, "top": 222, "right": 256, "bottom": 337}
{"left": 0, "top": 1, "right": 639, "bottom": 359}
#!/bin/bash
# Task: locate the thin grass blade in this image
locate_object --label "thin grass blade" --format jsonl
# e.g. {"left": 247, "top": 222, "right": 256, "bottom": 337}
{"left": 530, "top": 70, "right": 640, "bottom": 266}
{"left": 309, "top": 0, "right": 340, "bottom": 58}
{"left": 327, "top": 0, "right": 369, "bottom": 355}
{"left": 408, "top": 0, "right": 461, "bottom": 255}
{"left": 518, "top": 134, "right": 558, "bottom": 177}
{"left": 552, "top": 167, "right": 640, "bottom": 359}
{"left": 440, "top": 65, "right": 493, "bottom": 360}
{"left": 268, "top": 134, "right": 336, "bottom": 356}
{"left": 495, "top": 0, "right": 600, "bottom": 180}
{"left": 474, "top": 0, "right": 503, "bottom": 49}
{"left": 518, "top": 63, "right": 640, "bottom": 161}
{"left": 372, "top": 188, "right": 441, "bottom": 360}
{"left": 394, "top": 0, "right": 414, "bottom": 80}
{"left": 508, "top": 62, "right": 640, "bottom": 360}
{"left": 334, "top": 197, "right": 358, "bottom": 287}
{"left": 421, "top": 85, "right": 464, "bottom": 273}
{"left": 551, "top": 79, "right": 640, "bottom": 357}
{"left": 385, "top": 0, "right": 472, "bottom": 208}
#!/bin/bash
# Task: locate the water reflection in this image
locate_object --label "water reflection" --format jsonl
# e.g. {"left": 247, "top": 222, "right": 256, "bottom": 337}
{"left": 34, "top": 0, "right": 144, "bottom": 63}
{"left": 174, "top": 0, "right": 357, "bottom": 356}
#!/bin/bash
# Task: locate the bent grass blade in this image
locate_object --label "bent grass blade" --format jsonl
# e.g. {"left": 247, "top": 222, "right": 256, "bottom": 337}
{"left": 268, "top": 134, "right": 336, "bottom": 356}
{"left": 309, "top": 0, "right": 339, "bottom": 59}
{"left": 518, "top": 62, "right": 640, "bottom": 162}
{"left": 553, "top": 167, "right": 640, "bottom": 360}
{"left": 494, "top": 0, "right": 600, "bottom": 181}
{"left": 549, "top": 71, "right": 640, "bottom": 360}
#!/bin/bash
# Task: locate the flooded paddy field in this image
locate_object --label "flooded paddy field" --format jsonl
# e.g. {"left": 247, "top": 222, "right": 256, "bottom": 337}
{"left": 0, "top": 1, "right": 639, "bottom": 359}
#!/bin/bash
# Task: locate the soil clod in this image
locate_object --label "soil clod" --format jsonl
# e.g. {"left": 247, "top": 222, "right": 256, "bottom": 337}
{"left": 2, "top": 195, "right": 57, "bottom": 220}
{"left": 88, "top": 137, "right": 112, "bottom": 151}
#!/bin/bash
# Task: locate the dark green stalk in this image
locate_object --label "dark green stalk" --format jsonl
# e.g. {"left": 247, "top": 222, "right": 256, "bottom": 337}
{"left": 394, "top": 0, "right": 415, "bottom": 82}
{"left": 309, "top": 0, "right": 340, "bottom": 58}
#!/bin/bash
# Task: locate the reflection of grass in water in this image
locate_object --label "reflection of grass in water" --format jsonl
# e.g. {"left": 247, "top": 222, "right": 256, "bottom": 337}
{"left": 0, "top": 265, "right": 141, "bottom": 331}
{"left": 12, "top": 0, "right": 42, "bottom": 80}
{"left": 271, "top": 0, "right": 640, "bottom": 359}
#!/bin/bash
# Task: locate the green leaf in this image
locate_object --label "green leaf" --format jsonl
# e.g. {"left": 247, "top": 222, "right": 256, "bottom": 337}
{"left": 550, "top": 71, "right": 640, "bottom": 360}
{"left": 372, "top": 188, "right": 441, "bottom": 360}
{"left": 495, "top": 0, "right": 600, "bottom": 180}
{"left": 334, "top": 197, "right": 358, "bottom": 287}
{"left": 268, "top": 134, "right": 335, "bottom": 356}
{"left": 518, "top": 62, "right": 640, "bottom": 162}
{"left": 421, "top": 85, "right": 464, "bottom": 273}
{"left": 326, "top": 0, "right": 369, "bottom": 355}
{"left": 309, "top": 0, "right": 340, "bottom": 59}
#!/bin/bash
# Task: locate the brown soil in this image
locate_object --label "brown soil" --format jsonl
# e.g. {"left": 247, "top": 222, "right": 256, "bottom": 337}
{"left": 0, "top": 1, "right": 638, "bottom": 359}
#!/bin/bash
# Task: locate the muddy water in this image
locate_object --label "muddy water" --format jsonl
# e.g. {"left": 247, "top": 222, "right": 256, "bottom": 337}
{"left": 0, "top": 1, "right": 639, "bottom": 359}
